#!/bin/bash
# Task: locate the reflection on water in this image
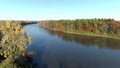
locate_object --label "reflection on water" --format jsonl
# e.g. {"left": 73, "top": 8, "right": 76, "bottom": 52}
{"left": 24, "top": 24, "right": 120, "bottom": 68}
{"left": 46, "top": 30, "right": 120, "bottom": 50}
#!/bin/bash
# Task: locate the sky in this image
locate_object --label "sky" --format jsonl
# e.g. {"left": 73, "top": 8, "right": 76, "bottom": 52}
{"left": 0, "top": 0, "right": 120, "bottom": 20}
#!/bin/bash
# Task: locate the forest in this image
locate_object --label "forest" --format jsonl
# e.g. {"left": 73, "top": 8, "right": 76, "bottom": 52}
{"left": 0, "top": 21, "right": 32, "bottom": 68}
{"left": 39, "top": 19, "right": 120, "bottom": 39}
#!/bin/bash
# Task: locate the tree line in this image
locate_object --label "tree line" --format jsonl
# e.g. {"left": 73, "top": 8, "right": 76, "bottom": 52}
{"left": 39, "top": 19, "right": 120, "bottom": 38}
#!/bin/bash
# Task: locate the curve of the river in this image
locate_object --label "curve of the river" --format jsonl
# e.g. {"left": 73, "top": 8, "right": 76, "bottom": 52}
{"left": 24, "top": 24, "right": 120, "bottom": 68}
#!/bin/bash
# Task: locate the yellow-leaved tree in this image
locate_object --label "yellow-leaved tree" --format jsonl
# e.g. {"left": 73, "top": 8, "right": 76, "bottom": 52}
{"left": 0, "top": 21, "right": 32, "bottom": 68}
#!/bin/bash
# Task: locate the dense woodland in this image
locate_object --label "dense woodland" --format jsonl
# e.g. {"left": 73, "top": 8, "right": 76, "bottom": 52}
{"left": 39, "top": 19, "right": 120, "bottom": 38}
{"left": 0, "top": 21, "right": 32, "bottom": 68}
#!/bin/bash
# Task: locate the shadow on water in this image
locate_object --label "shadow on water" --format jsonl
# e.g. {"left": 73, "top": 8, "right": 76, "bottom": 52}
{"left": 33, "top": 46, "right": 47, "bottom": 68}
{"left": 24, "top": 24, "right": 120, "bottom": 68}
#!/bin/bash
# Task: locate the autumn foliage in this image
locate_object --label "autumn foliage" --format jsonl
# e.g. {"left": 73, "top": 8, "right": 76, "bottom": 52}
{"left": 0, "top": 21, "right": 32, "bottom": 68}
{"left": 39, "top": 19, "right": 120, "bottom": 38}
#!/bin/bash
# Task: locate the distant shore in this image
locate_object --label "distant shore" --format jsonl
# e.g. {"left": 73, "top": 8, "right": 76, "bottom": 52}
{"left": 41, "top": 26, "right": 120, "bottom": 40}
{"left": 38, "top": 19, "right": 120, "bottom": 40}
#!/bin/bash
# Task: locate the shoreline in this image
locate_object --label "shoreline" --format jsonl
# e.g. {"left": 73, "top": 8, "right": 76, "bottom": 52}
{"left": 40, "top": 26, "right": 120, "bottom": 40}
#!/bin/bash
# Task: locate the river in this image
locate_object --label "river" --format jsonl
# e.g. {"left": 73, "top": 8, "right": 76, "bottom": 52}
{"left": 24, "top": 24, "right": 120, "bottom": 68}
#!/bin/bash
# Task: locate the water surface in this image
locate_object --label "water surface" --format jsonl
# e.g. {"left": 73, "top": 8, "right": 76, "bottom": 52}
{"left": 24, "top": 24, "right": 120, "bottom": 68}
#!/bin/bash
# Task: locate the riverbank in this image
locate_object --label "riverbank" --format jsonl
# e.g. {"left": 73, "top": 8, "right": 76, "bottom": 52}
{"left": 40, "top": 25, "right": 120, "bottom": 40}
{"left": 39, "top": 19, "right": 120, "bottom": 40}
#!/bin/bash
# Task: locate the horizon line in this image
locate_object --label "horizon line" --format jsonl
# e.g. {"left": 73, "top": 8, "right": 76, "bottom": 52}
{"left": 0, "top": 18, "right": 120, "bottom": 21}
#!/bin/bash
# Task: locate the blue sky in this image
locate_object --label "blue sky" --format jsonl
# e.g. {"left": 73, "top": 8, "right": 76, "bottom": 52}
{"left": 0, "top": 0, "right": 120, "bottom": 20}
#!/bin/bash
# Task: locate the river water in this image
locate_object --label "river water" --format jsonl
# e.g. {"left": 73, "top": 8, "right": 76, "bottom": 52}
{"left": 24, "top": 24, "right": 120, "bottom": 68}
